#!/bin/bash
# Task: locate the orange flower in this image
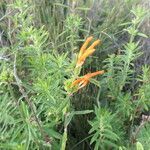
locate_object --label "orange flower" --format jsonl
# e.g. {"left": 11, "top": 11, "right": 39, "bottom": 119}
{"left": 76, "top": 37, "right": 101, "bottom": 67}
{"left": 86, "top": 39, "right": 101, "bottom": 51}
{"left": 71, "top": 70, "right": 104, "bottom": 90}
{"left": 79, "top": 36, "right": 93, "bottom": 57}
{"left": 77, "top": 49, "right": 95, "bottom": 67}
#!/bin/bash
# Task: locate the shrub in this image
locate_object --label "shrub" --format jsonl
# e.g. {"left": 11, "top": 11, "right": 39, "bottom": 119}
{"left": 0, "top": 0, "right": 149, "bottom": 150}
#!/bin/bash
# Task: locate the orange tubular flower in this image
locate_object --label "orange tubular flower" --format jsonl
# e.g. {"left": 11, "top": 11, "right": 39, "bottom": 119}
{"left": 86, "top": 39, "right": 101, "bottom": 51}
{"left": 76, "top": 37, "right": 101, "bottom": 68}
{"left": 79, "top": 36, "right": 93, "bottom": 57}
{"left": 77, "top": 49, "right": 95, "bottom": 67}
{"left": 72, "top": 70, "right": 104, "bottom": 90}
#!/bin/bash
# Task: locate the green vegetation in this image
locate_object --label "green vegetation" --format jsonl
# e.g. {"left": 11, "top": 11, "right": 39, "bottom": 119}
{"left": 0, "top": 0, "right": 150, "bottom": 150}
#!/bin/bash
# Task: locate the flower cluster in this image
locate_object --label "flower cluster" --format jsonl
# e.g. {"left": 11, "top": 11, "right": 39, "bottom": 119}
{"left": 71, "top": 70, "right": 104, "bottom": 90}
{"left": 76, "top": 36, "right": 101, "bottom": 68}
{"left": 71, "top": 36, "right": 104, "bottom": 92}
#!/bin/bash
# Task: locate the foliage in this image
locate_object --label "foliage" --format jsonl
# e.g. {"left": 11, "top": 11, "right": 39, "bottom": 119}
{"left": 88, "top": 4, "right": 150, "bottom": 150}
{"left": 0, "top": 0, "right": 150, "bottom": 150}
{"left": 137, "top": 123, "right": 150, "bottom": 150}
{"left": 89, "top": 106, "right": 120, "bottom": 150}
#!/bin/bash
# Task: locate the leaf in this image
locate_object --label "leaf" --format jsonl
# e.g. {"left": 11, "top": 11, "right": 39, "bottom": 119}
{"left": 90, "top": 131, "right": 99, "bottom": 145}
{"left": 103, "top": 139, "right": 118, "bottom": 148}
{"left": 90, "top": 78, "right": 100, "bottom": 87}
{"left": 89, "top": 122, "right": 99, "bottom": 134}
{"left": 64, "top": 110, "right": 93, "bottom": 127}
{"left": 44, "top": 128, "right": 62, "bottom": 140}
{"left": 94, "top": 139, "right": 100, "bottom": 150}
{"left": 137, "top": 33, "right": 148, "bottom": 38}
{"left": 75, "top": 7, "right": 91, "bottom": 11}
{"left": 104, "top": 128, "right": 120, "bottom": 140}
{"left": 54, "top": 3, "right": 69, "bottom": 8}
{"left": 64, "top": 112, "right": 74, "bottom": 127}
{"left": 119, "top": 22, "right": 132, "bottom": 26}
{"left": 136, "top": 142, "right": 144, "bottom": 150}
{"left": 74, "top": 110, "right": 93, "bottom": 115}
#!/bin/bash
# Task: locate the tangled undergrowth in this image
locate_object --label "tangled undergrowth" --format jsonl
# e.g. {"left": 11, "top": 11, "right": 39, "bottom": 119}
{"left": 0, "top": 0, "right": 150, "bottom": 150}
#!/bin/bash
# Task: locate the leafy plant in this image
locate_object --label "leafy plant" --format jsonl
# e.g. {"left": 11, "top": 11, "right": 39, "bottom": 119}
{"left": 89, "top": 5, "right": 149, "bottom": 150}
{"left": 0, "top": 0, "right": 149, "bottom": 150}
{"left": 89, "top": 106, "right": 120, "bottom": 150}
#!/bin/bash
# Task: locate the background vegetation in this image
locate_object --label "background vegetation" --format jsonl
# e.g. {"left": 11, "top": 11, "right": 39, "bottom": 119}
{"left": 0, "top": 0, "right": 150, "bottom": 150}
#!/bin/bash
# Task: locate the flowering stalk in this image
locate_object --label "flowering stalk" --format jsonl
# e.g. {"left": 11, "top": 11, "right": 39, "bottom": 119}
{"left": 64, "top": 36, "right": 104, "bottom": 94}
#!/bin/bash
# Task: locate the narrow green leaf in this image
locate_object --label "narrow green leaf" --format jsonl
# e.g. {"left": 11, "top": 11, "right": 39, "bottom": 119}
{"left": 136, "top": 142, "right": 144, "bottom": 150}
{"left": 137, "top": 33, "right": 148, "bottom": 38}
{"left": 74, "top": 110, "right": 93, "bottom": 115}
